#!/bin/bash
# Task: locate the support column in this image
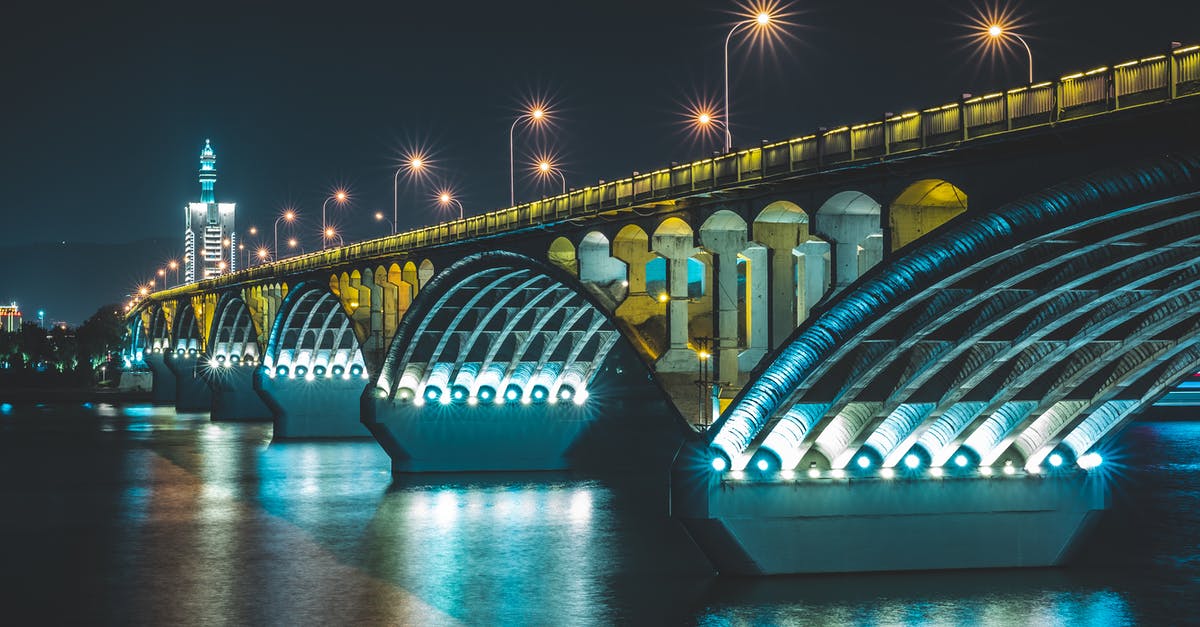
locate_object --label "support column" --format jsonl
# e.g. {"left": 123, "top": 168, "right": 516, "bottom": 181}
{"left": 652, "top": 231, "right": 698, "bottom": 372}
{"left": 738, "top": 244, "right": 769, "bottom": 371}
{"left": 165, "top": 352, "right": 212, "bottom": 413}
{"left": 754, "top": 223, "right": 803, "bottom": 350}
{"left": 144, "top": 351, "right": 177, "bottom": 403}
{"left": 700, "top": 229, "right": 747, "bottom": 385}
{"left": 795, "top": 240, "right": 830, "bottom": 320}
{"left": 822, "top": 215, "right": 879, "bottom": 289}
{"left": 205, "top": 363, "right": 271, "bottom": 421}
{"left": 859, "top": 233, "right": 884, "bottom": 277}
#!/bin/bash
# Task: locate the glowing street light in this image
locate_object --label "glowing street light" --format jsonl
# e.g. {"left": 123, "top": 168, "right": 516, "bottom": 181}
{"left": 722, "top": 4, "right": 785, "bottom": 151}
{"left": 324, "top": 226, "right": 343, "bottom": 247}
{"left": 374, "top": 211, "right": 394, "bottom": 232}
{"left": 510, "top": 102, "right": 551, "bottom": 205}
{"left": 394, "top": 151, "right": 429, "bottom": 235}
{"left": 534, "top": 157, "right": 566, "bottom": 194}
{"left": 256, "top": 247, "right": 270, "bottom": 264}
{"left": 275, "top": 208, "right": 297, "bottom": 259}
{"left": 985, "top": 22, "right": 1033, "bottom": 84}
{"left": 437, "top": 190, "right": 464, "bottom": 220}
{"left": 288, "top": 237, "right": 299, "bottom": 253}
{"left": 322, "top": 190, "right": 349, "bottom": 250}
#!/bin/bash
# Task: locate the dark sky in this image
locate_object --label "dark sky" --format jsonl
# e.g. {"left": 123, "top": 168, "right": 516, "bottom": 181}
{"left": 2, "top": 0, "right": 1197, "bottom": 322}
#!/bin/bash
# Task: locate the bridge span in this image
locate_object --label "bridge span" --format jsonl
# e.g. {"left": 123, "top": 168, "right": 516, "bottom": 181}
{"left": 128, "top": 45, "right": 1200, "bottom": 574}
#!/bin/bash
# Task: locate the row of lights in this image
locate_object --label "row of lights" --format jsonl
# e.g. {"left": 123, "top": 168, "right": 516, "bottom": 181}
{"left": 268, "top": 363, "right": 368, "bottom": 382}
{"left": 711, "top": 451, "right": 1103, "bottom": 478}
{"left": 389, "top": 383, "right": 588, "bottom": 407}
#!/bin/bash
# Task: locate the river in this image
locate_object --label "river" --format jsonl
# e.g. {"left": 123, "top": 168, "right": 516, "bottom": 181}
{"left": 0, "top": 402, "right": 1196, "bottom": 624}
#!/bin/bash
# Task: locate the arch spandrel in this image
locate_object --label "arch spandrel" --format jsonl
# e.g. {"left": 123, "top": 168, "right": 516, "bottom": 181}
{"left": 890, "top": 179, "right": 968, "bottom": 251}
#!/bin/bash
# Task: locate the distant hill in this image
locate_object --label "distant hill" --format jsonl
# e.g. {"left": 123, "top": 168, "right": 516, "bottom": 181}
{"left": 0, "top": 237, "right": 178, "bottom": 325}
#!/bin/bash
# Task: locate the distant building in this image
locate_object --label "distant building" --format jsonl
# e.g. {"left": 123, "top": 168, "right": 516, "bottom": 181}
{"left": 183, "top": 140, "right": 237, "bottom": 282}
{"left": 0, "top": 303, "right": 21, "bottom": 332}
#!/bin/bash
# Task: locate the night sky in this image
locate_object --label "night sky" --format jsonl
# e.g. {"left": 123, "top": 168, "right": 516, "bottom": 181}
{"left": 2, "top": 0, "right": 1197, "bottom": 323}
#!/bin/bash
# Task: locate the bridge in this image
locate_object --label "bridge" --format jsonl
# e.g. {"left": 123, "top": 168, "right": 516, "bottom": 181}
{"left": 127, "top": 45, "right": 1200, "bottom": 574}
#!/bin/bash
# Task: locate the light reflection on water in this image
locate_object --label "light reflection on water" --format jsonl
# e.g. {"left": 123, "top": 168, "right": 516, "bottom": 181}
{"left": 0, "top": 402, "right": 1197, "bottom": 623}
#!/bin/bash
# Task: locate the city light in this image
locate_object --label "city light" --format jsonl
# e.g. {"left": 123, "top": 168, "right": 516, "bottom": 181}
{"left": 533, "top": 155, "right": 567, "bottom": 194}
{"left": 722, "top": 0, "right": 793, "bottom": 150}
{"left": 510, "top": 99, "right": 554, "bottom": 205}
{"left": 322, "top": 189, "right": 350, "bottom": 250}
{"left": 436, "top": 189, "right": 465, "bottom": 220}
{"left": 965, "top": 4, "right": 1034, "bottom": 84}
{"left": 275, "top": 208, "right": 297, "bottom": 258}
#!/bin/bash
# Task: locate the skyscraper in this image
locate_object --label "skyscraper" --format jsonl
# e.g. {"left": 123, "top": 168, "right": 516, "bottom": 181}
{"left": 183, "top": 140, "right": 236, "bottom": 282}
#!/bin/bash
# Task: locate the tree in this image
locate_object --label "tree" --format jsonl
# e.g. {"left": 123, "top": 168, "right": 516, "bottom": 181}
{"left": 75, "top": 304, "right": 126, "bottom": 369}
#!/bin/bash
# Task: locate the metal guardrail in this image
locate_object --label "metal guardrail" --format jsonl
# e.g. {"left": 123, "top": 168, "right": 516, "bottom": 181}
{"left": 147, "top": 45, "right": 1200, "bottom": 304}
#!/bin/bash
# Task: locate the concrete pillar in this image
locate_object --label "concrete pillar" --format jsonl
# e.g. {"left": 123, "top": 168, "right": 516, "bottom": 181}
{"left": 255, "top": 369, "right": 371, "bottom": 439}
{"left": 579, "top": 234, "right": 627, "bottom": 284}
{"left": 205, "top": 364, "right": 272, "bottom": 421}
{"left": 652, "top": 229, "right": 698, "bottom": 372}
{"left": 738, "top": 244, "right": 769, "bottom": 371}
{"left": 700, "top": 228, "right": 747, "bottom": 384}
{"left": 144, "top": 352, "right": 177, "bottom": 403}
{"left": 754, "top": 221, "right": 804, "bottom": 350}
{"left": 822, "top": 214, "right": 879, "bottom": 288}
{"left": 859, "top": 233, "right": 884, "bottom": 277}
{"left": 165, "top": 353, "right": 212, "bottom": 413}
{"left": 795, "top": 240, "right": 831, "bottom": 320}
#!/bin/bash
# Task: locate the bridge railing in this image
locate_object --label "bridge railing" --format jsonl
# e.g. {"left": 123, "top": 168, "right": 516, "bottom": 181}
{"left": 146, "top": 45, "right": 1200, "bottom": 303}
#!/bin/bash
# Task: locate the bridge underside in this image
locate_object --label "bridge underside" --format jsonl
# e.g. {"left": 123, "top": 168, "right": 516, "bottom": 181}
{"left": 674, "top": 151, "right": 1200, "bottom": 575}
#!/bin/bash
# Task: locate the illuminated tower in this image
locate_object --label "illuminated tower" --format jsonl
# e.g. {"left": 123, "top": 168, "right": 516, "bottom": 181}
{"left": 184, "top": 139, "right": 237, "bottom": 282}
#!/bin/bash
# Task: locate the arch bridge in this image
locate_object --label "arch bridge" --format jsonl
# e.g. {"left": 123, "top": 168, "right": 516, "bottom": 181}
{"left": 127, "top": 46, "right": 1200, "bottom": 574}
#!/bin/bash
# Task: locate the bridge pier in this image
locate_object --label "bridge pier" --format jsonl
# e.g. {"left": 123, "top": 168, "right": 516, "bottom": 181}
{"left": 672, "top": 452, "right": 1107, "bottom": 575}
{"left": 204, "top": 363, "right": 272, "bottom": 421}
{"left": 255, "top": 369, "right": 371, "bottom": 439}
{"left": 794, "top": 240, "right": 830, "bottom": 319}
{"left": 652, "top": 223, "right": 699, "bottom": 372}
{"left": 737, "top": 244, "right": 769, "bottom": 371}
{"left": 143, "top": 351, "right": 177, "bottom": 403}
{"left": 164, "top": 352, "right": 213, "bottom": 413}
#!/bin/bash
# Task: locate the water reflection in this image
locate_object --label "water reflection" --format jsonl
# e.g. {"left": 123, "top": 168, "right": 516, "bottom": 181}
{"left": 0, "top": 402, "right": 1196, "bottom": 623}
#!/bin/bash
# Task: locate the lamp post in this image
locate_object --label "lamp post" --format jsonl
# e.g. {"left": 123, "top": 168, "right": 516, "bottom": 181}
{"left": 256, "top": 247, "right": 270, "bottom": 265}
{"left": 394, "top": 155, "right": 426, "bottom": 235}
{"left": 157, "top": 268, "right": 166, "bottom": 288}
{"left": 324, "top": 226, "right": 344, "bottom": 247}
{"left": 275, "top": 209, "right": 296, "bottom": 259}
{"left": 374, "top": 211, "right": 394, "bottom": 233}
{"left": 168, "top": 259, "right": 179, "bottom": 286}
{"left": 438, "top": 191, "right": 464, "bottom": 220}
{"left": 322, "top": 190, "right": 348, "bottom": 250}
{"left": 535, "top": 159, "right": 566, "bottom": 194}
{"left": 986, "top": 24, "right": 1033, "bottom": 84}
{"left": 510, "top": 105, "right": 549, "bottom": 205}
{"left": 723, "top": 10, "right": 778, "bottom": 151}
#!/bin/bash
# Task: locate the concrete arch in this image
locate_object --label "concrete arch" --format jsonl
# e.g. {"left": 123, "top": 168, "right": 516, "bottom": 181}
{"left": 206, "top": 292, "right": 260, "bottom": 363}
{"left": 418, "top": 259, "right": 435, "bottom": 288}
{"left": 704, "top": 151, "right": 1200, "bottom": 473}
{"left": 368, "top": 250, "right": 677, "bottom": 472}
{"left": 402, "top": 261, "right": 419, "bottom": 294}
{"left": 548, "top": 236, "right": 578, "bottom": 276}
{"left": 264, "top": 282, "right": 365, "bottom": 376}
{"left": 814, "top": 191, "right": 883, "bottom": 289}
{"left": 890, "top": 179, "right": 969, "bottom": 251}
{"left": 171, "top": 302, "right": 202, "bottom": 354}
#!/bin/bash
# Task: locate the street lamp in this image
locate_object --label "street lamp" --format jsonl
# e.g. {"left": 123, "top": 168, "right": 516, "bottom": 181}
{"left": 534, "top": 158, "right": 566, "bottom": 195}
{"left": 288, "top": 237, "right": 300, "bottom": 254}
{"left": 510, "top": 103, "right": 550, "bottom": 205}
{"left": 324, "top": 226, "right": 343, "bottom": 247}
{"left": 157, "top": 268, "right": 166, "bottom": 288}
{"left": 437, "top": 190, "right": 464, "bottom": 220}
{"left": 256, "top": 247, "right": 270, "bottom": 265}
{"left": 394, "top": 152, "right": 428, "bottom": 235}
{"left": 322, "top": 190, "right": 349, "bottom": 250}
{"left": 275, "top": 209, "right": 297, "bottom": 259}
{"left": 722, "top": 7, "right": 782, "bottom": 151}
{"left": 168, "top": 259, "right": 179, "bottom": 286}
{"left": 374, "top": 211, "right": 395, "bottom": 233}
{"left": 985, "top": 23, "right": 1033, "bottom": 84}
